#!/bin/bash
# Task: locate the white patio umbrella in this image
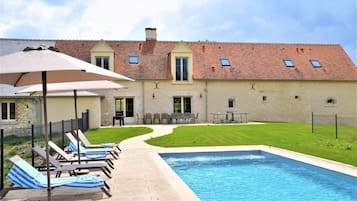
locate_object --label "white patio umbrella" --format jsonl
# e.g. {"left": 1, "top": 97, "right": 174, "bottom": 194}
{"left": 0, "top": 46, "right": 134, "bottom": 200}
{"left": 17, "top": 80, "right": 127, "bottom": 164}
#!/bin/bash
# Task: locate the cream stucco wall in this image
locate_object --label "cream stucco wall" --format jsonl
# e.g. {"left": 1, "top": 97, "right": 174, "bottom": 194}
{"left": 46, "top": 96, "right": 101, "bottom": 129}
{"left": 100, "top": 80, "right": 206, "bottom": 125}
{"left": 99, "top": 81, "right": 142, "bottom": 125}
{"left": 206, "top": 80, "right": 357, "bottom": 124}
{"left": 99, "top": 79, "right": 357, "bottom": 126}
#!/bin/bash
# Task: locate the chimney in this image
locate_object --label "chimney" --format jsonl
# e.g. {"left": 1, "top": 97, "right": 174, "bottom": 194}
{"left": 145, "top": 28, "right": 157, "bottom": 41}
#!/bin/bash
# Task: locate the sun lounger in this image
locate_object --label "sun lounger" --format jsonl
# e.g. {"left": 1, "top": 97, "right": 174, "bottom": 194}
{"left": 76, "top": 129, "right": 121, "bottom": 152}
{"left": 4, "top": 155, "right": 111, "bottom": 197}
{"left": 32, "top": 146, "right": 111, "bottom": 178}
{"left": 65, "top": 132, "right": 119, "bottom": 159}
{"left": 48, "top": 141, "right": 115, "bottom": 169}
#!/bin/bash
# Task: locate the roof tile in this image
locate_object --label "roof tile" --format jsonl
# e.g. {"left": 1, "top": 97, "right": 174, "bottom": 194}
{"left": 55, "top": 40, "right": 357, "bottom": 81}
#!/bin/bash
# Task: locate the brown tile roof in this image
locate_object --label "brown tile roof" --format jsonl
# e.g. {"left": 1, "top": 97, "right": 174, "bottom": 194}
{"left": 55, "top": 40, "right": 357, "bottom": 81}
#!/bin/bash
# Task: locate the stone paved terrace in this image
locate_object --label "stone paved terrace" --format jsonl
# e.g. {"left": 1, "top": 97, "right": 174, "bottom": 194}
{"left": 105, "top": 124, "right": 200, "bottom": 201}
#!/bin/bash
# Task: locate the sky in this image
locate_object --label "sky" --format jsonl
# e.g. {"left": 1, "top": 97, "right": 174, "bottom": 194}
{"left": 0, "top": 0, "right": 356, "bottom": 65}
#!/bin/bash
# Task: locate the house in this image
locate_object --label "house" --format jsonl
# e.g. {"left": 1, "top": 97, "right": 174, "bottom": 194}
{"left": 1, "top": 28, "right": 357, "bottom": 130}
{"left": 55, "top": 28, "right": 357, "bottom": 126}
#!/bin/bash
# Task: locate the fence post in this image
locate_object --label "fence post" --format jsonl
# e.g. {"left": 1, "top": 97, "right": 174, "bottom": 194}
{"left": 1, "top": 129, "right": 4, "bottom": 190}
{"left": 85, "top": 109, "right": 89, "bottom": 131}
{"left": 335, "top": 114, "right": 338, "bottom": 139}
{"left": 82, "top": 111, "right": 85, "bottom": 131}
{"left": 61, "top": 120, "right": 65, "bottom": 149}
{"left": 49, "top": 121, "right": 52, "bottom": 141}
{"left": 311, "top": 112, "right": 314, "bottom": 133}
{"left": 31, "top": 124, "right": 35, "bottom": 167}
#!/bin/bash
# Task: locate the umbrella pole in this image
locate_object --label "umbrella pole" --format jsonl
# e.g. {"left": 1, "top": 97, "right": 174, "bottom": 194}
{"left": 42, "top": 72, "right": 51, "bottom": 201}
{"left": 74, "top": 90, "right": 81, "bottom": 164}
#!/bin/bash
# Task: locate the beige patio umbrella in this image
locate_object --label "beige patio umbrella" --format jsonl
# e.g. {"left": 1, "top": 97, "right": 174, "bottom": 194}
{"left": 0, "top": 46, "right": 134, "bottom": 200}
{"left": 18, "top": 80, "right": 127, "bottom": 164}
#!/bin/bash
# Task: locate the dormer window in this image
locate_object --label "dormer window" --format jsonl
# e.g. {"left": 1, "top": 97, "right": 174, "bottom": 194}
{"left": 95, "top": 56, "right": 109, "bottom": 70}
{"left": 220, "top": 58, "right": 230, "bottom": 66}
{"left": 283, "top": 59, "right": 294, "bottom": 67}
{"left": 91, "top": 40, "right": 114, "bottom": 71}
{"left": 176, "top": 57, "right": 188, "bottom": 81}
{"left": 129, "top": 55, "right": 139, "bottom": 64}
{"left": 170, "top": 42, "right": 193, "bottom": 83}
{"left": 310, "top": 60, "right": 322, "bottom": 68}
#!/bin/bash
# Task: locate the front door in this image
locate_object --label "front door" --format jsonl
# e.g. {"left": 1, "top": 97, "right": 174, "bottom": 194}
{"left": 115, "top": 97, "right": 135, "bottom": 123}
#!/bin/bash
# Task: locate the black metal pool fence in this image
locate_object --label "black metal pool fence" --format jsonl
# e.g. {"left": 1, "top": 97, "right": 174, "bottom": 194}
{"left": 0, "top": 110, "right": 89, "bottom": 193}
{"left": 311, "top": 112, "right": 357, "bottom": 139}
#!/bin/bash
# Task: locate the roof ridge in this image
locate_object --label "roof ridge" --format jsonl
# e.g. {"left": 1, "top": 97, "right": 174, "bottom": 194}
{"left": 0, "top": 38, "right": 340, "bottom": 46}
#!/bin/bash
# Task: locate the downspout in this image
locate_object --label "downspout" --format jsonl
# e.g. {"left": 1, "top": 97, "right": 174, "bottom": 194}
{"left": 141, "top": 80, "right": 145, "bottom": 121}
{"left": 37, "top": 96, "right": 43, "bottom": 126}
{"left": 205, "top": 79, "right": 208, "bottom": 122}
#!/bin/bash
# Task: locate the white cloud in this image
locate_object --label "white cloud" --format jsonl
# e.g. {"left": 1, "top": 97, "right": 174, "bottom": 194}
{"left": 0, "top": 0, "right": 216, "bottom": 40}
{"left": 0, "top": 0, "right": 355, "bottom": 64}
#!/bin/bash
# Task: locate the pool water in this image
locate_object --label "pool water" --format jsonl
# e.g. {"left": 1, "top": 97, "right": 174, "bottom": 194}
{"left": 160, "top": 151, "right": 357, "bottom": 201}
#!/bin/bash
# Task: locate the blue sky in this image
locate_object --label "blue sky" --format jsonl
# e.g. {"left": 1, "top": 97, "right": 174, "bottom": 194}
{"left": 0, "top": 0, "right": 356, "bottom": 64}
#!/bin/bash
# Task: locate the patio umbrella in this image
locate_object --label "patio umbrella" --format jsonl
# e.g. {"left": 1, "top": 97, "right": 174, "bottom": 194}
{"left": 0, "top": 46, "right": 134, "bottom": 200}
{"left": 17, "top": 80, "right": 127, "bottom": 164}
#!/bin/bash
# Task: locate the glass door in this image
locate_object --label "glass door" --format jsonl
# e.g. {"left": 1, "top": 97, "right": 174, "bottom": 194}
{"left": 115, "top": 97, "right": 135, "bottom": 123}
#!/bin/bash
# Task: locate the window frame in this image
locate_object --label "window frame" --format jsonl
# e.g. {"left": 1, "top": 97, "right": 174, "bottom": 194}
{"left": 220, "top": 58, "right": 231, "bottom": 66}
{"left": 115, "top": 97, "right": 134, "bottom": 117}
{"left": 129, "top": 55, "right": 139, "bottom": 64}
{"left": 310, "top": 59, "right": 322, "bottom": 68}
{"left": 283, "top": 59, "right": 294, "bottom": 68}
{"left": 173, "top": 96, "right": 191, "bottom": 113}
{"left": 175, "top": 57, "right": 189, "bottom": 82}
{"left": 95, "top": 56, "right": 110, "bottom": 70}
{"left": 1, "top": 102, "right": 16, "bottom": 121}
{"left": 228, "top": 98, "right": 235, "bottom": 109}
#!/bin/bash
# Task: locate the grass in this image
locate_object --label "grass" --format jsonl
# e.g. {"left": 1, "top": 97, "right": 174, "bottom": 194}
{"left": 146, "top": 122, "right": 357, "bottom": 166}
{"left": 85, "top": 127, "right": 153, "bottom": 144}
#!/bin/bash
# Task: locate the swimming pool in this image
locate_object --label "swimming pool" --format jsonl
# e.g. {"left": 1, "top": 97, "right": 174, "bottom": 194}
{"left": 160, "top": 151, "right": 357, "bottom": 201}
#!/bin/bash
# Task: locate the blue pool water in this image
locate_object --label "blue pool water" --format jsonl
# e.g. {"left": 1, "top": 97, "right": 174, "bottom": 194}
{"left": 160, "top": 151, "right": 357, "bottom": 201}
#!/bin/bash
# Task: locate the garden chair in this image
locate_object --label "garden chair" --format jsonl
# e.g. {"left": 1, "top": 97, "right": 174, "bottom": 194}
{"left": 48, "top": 141, "right": 114, "bottom": 169}
{"left": 144, "top": 113, "right": 152, "bottom": 124}
{"left": 65, "top": 132, "right": 119, "bottom": 159}
{"left": 76, "top": 129, "right": 121, "bottom": 152}
{"left": 153, "top": 113, "right": 160, "bottom": 124}
{"left": 32, "top": 146, "right": 111, "bottom": 178}
{"left": 3, "top": 155, "right": 111, "bottom": 198}
{"left": 161, "top": 113, "right": 170, "bottom": 124}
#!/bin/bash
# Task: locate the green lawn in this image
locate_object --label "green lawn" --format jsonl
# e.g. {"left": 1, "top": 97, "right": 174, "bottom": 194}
{"left": 146, "top": 123, "right": 357, "bottom": 166}
{"left": 85, "top": 127, "right": 153, "bottom": 144}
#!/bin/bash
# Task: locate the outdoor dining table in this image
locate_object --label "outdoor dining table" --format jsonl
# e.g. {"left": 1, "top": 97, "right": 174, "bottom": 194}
{"left": 211, "top": 112, "right": 248, "bottom": 123}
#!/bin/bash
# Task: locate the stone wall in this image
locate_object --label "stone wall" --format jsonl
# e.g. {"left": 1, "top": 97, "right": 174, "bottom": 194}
{"left": 0, "top": 98, "right": 39, "bottom": 136}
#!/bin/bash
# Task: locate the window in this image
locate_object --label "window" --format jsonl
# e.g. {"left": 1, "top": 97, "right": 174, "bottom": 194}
{"left": 115, "top": 97, "right": 134, "bottom": 117}
{"left": 262, "top": 96, "right": 267, "bottom": 101}
{"left": 283, "top": 59, "right": 294, "bottom": 67}
{"left": 228, "top": 98, "right": 235, "bottom": 108}
{"left": 175, "top": 57, "right": 188, "bottom": 81}
{"left": 173, "top": 97, "right": 191, "bottom": 113}
{"left": 220, "top": 58, "right": 230, "bottom": 66}
{"left": 310, "top": 60, "right": 322, "bottom": 68}
{"left": 95, "top": 56, "right": 110, "bottom": 70}
{"left": 129, "top": 55, "right": 139, "bottom": 64}
{"left": 326, "top": 98, "right": 336, "bottom": 105}
{"left": 1, "top": 102, "right": 15, "bottom": 120}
